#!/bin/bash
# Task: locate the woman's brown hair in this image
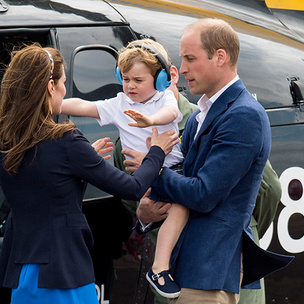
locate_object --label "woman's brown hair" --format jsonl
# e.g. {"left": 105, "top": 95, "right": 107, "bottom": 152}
{"left": 0, "top": 44, "right": 76, "bottom": 173}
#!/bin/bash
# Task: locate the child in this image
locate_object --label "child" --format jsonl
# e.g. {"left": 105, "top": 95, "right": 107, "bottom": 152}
{"left": 61, "top": 39, "right": 189, "bottom": 298}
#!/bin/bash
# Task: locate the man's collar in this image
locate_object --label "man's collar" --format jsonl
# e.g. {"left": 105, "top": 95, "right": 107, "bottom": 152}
{"left": 196, "top": 75, "right": 240, "bottom": 109}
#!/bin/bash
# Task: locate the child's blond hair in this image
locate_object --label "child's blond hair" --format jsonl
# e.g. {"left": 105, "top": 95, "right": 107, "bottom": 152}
{"left": 118, "top": 38, "right": 171, "bottom": 77}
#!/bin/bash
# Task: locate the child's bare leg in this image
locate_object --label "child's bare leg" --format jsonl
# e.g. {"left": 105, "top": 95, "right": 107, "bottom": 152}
{"left": 152, "top": 203, "right": 189, "bottom": 284}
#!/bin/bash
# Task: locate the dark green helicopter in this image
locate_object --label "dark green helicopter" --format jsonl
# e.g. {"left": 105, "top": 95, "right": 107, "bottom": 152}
{"left": 0, "top": 0, "right": 304, "bottom": 303}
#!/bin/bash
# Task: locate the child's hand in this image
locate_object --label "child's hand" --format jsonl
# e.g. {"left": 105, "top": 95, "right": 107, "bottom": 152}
{"left": 124, "top": 109, "right": 153, "bottom": 128}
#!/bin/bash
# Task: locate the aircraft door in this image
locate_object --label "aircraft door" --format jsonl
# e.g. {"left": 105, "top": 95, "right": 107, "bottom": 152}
{"left": 69, "top": 45, "right": 123, "bottom": 200}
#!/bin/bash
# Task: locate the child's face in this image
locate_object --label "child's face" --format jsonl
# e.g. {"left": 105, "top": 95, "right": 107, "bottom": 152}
{"left": 122, "top": 62, "right": 157, "bottom": 103}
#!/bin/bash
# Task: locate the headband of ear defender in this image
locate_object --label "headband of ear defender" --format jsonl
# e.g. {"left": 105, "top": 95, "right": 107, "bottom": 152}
{"left": 116, "top": 43, "right": 171, "bottom": 91}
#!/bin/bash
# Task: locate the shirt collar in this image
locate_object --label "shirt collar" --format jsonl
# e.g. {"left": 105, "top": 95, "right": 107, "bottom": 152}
{"left": 196, "top": 75, "right": 239, "bottom": 110}
{"left": 197, "top": 94, "right": 212, "bottom": 113}
{"left": 195, "top": 75, "right": 239, "bottom": 124}
{"left": 125, "top": 91, "right": 163, "bottom": 105}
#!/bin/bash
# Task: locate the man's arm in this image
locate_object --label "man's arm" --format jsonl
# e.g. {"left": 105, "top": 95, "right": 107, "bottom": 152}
{"left": 122, "top": 149, "right": 146, "bottom": 173}
{"left": 61, "top": 98, "right": 99, "bottom": 118}
{"left": 151, "top": 105, "right": 270, "bottom": 213}
{"left": 253, "top": 160, "right": 282, "bottom": 238}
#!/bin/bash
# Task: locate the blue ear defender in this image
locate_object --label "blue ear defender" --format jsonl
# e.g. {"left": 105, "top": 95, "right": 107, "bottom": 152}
{"left": 116, "top": 43, "right": 171, "bottom": 91}
{"left": 155, "top": 68, "right": 171, "bottom": 91}
{"left": 116, "top": 65, "right": 123, "bottom": 85}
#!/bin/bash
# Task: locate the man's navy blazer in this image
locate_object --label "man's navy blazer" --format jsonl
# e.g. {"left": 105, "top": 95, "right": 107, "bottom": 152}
{"left": 0, "top": 129, "right": 165, "bottom": 289}
{"left": 151, "top": 79, "right": 293, "bottom": 293}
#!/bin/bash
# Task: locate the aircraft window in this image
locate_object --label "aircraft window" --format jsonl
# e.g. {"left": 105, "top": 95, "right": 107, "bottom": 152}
{"left": 0, "top": 0, "right": 8, "bottom": 13}
{"left": 72, "top": 48, "right": 122, "bottom": 101}
{"left": 70, "top": 46, "right": 122, "bottom": 200}
{"left": 0, "top": 30, "right": 52, "bottom": 82}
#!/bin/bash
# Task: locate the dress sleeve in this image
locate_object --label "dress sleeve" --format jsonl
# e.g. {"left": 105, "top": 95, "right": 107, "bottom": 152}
{"left": 65, "top": 129, "right": 165, "bottom": 200}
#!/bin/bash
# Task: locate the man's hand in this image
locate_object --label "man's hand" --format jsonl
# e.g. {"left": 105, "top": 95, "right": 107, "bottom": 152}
{"left": 137, "top": 189, "right": 172, "bottom": 224}
{"left": 92, "top": 137, "right": 113, "bottom": 160}
{"left": 122, "top": 134, "right": 154, "bottom": 172}
{"left": 122, "top": 149, "right": 147, "bottom": 173}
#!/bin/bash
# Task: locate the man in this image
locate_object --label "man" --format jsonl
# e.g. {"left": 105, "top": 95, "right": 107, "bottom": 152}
{"left": 135, "top": 18, "right": 292, "bottom": 304}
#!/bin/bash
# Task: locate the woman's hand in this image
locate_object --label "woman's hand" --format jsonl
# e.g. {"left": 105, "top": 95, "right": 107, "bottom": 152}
{"left": 92, "top": 137, "right": 113, "bottom": 160}
{"left": 149, "top": 127, "right": 179, "bottom": 156}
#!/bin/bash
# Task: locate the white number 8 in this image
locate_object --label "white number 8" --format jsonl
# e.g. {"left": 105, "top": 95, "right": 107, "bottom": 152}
{"left": 278, "top": 167, "right": 304, "bottom": 253}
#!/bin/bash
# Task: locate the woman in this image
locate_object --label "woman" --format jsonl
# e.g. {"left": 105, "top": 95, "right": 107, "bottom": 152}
{"left": 0, "top": 45, "right": 178, "bottom": 304}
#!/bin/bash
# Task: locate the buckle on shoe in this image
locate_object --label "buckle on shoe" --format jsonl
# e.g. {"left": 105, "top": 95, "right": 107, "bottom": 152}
{"left": 152, "top": 273, "right": 161, "bottom": 281}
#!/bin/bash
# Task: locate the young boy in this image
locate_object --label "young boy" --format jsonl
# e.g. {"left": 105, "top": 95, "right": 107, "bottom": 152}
{"left": 61, "top": 39, "right": 188, "bottom": 298}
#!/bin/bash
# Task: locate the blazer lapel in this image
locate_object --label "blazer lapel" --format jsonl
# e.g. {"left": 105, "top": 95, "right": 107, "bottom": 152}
{"left": 183, "top": 80, "right": 246, "bottom": 173}
{"left": 197, "top": 79, "right": 245, "bottom": 138}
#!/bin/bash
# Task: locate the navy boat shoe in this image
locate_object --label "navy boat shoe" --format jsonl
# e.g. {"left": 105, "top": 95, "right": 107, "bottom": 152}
{"left": 146, "top": 268, "right": 180, "bottom": 298}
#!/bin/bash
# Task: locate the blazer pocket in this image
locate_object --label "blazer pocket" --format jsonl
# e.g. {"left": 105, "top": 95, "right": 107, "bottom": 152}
{"left": 66, "top": 213, "right": 94, "bottom": 249}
